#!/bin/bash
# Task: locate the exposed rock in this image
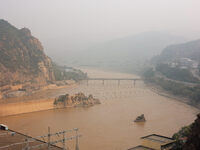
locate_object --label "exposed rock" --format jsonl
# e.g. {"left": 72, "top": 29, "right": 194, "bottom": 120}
{"left": 0, "top": 19, "right": 55, "bottom": 94}
{"left": 20, "top": 28, "right": 32, "bottom": 37}
{"left": 134, "top": 114, "right": 146, "bottom": 122}
{"left": 3, "top": 91, "right": 27, "bottom": 98}
{"left": 172, "top": 113, "right": 200, "bottom": 150}
{"left": 54, "top": 93, "right": 100, "bottom": 107}
{"left": 183, "top": 113, "right": 200, "bottom": 150}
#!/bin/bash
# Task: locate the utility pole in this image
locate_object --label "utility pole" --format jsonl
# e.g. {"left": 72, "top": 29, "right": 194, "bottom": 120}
{"left": 63, "top": 131, "right": 66, "bottom": 150}
{"left": 1, "top": 128, "right": 81, "bottom": 150}
{"left": 75, "top": 129, "right": 79, "bottom": 150}
{"left": 48, "top": 127, "right": 51, "bottom": 150}
{"left": 118, "top": 80, "right": 120, "bottom": 86}
{"left": 25, "top": 136, "right": 29, "bottom": 150}
{"left": 134, "top": 80, "right": 136, "bottom": 87}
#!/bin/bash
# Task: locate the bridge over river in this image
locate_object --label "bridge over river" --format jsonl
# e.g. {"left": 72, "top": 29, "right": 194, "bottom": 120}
{"left": 80, "top": 78, "right": 143, "bottom": 86}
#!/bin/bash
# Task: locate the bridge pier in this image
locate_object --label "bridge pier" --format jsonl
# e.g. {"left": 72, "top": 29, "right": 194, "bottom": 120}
{"left": 133, "top": 80, "right": 136, "bottom": 87}
{"left": 102, "top": 80, "right": 104, "bottom": 85}
{"left": 118, "top": 80, "right": 120, "bottom": 86}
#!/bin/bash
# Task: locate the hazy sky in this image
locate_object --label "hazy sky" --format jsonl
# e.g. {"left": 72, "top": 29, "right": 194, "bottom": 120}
{"left": 1, "top": 0, "right": 200, "bottom": 54}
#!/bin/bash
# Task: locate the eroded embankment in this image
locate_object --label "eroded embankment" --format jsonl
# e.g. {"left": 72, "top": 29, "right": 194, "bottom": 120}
{"left": 0, "top": 93, "right": 99, "bottom": 117}
{"left": 0, "top": 98, "right": 55, "bottom": 117}
{"left": 0, "top": 82, "right": 79, "bottom": 117}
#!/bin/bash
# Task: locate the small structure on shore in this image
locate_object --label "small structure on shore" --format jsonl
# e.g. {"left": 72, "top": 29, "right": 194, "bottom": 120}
{"left": 0, "top": 124, "right": 8, "bottom": 130}
{"left": 128, "top": 134, "right": 175, "bottom": 150}
{"left": 134, "top": 114, "right": 146, "bottom": 122}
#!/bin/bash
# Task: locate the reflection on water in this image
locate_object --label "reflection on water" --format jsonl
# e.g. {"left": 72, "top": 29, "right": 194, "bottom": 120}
{"left": 0, "top": 68, "right": 199, "bottom": 150}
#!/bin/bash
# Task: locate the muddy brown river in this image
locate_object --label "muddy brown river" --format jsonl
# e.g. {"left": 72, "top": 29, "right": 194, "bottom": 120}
{"left": 0, "top": 68, "right": 199, "bottom": 150}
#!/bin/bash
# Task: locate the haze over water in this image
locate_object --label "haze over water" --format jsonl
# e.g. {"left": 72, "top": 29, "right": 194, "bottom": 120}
{"left": 0, "top": 68, "right": 199, "bottom": 150}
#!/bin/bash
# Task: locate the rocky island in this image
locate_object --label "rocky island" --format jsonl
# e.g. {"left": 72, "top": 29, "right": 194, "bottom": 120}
{"left": 134, "top": 114, "right": 146, "bottom": 122}
{"left": 54, "top": 93, "right": 101, "bottom": 108}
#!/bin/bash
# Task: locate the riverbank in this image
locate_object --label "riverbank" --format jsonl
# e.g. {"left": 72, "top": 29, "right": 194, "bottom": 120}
{"left": 0, "top": 82, "right": 101, "bottom": 117}
{"left": 0, "top": 81, "right": 79, "bottom": 117}
{"left": 0, "top": 81, "right": 77, "bottom": 104}
{"left": 0, "top": 98, "right": 56, "bottom": 117}
{"left": 145, "top": 81, "right": 200, "bottom": 109}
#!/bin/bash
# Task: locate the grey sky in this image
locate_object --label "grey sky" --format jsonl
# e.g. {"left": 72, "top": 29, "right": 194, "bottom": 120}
{"left": 0, "top": 0, "right": 200, "bottom": 54}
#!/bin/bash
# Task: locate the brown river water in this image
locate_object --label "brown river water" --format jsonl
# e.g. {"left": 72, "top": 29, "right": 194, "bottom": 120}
{"left": 0, "top": 68, "right": 199, "bottom": 150}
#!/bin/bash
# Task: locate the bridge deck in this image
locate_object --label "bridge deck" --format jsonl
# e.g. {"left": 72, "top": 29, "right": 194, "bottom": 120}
{"left": 83, "top": 78, "right": 142, "bottom": 80}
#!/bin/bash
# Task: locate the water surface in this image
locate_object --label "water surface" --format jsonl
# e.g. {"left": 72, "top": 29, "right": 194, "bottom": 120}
{"left": 0, "top": 68, "right": 199, "bottom": 150}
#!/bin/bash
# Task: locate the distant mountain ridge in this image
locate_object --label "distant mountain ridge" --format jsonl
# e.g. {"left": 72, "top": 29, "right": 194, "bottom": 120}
{"left": 0, "top": 19, "right": 55, "bottom": 87}
{"left": 69, "top": 31, "right": 185, "bottom": 73}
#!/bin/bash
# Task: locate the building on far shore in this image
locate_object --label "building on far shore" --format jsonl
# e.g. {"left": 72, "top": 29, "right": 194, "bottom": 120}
{"left": 128, "top": 134, "right": 175, "bottom": 150}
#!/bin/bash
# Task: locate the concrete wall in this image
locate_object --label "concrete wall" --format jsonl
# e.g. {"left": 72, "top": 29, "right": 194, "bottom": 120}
{"left": 0, "top": 98, "right": 55, "bottom": 117}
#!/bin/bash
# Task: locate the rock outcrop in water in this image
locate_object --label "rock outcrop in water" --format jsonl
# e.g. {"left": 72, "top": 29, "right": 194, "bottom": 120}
{"left": 134, "top": 114, "right": 146, "bottom": 122}
{"left": 54, "top": 92, "right": 101, "bottom": 107}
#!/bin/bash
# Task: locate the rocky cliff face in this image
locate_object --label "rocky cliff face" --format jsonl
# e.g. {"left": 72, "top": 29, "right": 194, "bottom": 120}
{"left": 0, "top": 19, "right": 55, "bottom": 89}
{"left": 183, "top": 114, "right": 200, "bottom": 150}
{"left": 172, "top": 114, "right": 200, "bottom": 150}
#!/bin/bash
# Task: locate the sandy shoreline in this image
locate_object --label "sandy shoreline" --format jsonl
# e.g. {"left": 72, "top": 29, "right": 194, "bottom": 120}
{"left": 0, "top": 83, "right": 79, "bottom": 117}
{"left": 0, "top": 81, "right": 100, "bottom": 117}
{"left": 0, "top": 83, "right": 77, "bottom": 104}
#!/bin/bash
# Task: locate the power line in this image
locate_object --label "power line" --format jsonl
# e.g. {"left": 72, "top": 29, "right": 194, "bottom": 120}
{"left": 0, "top": 127, "right": 81, "bottom": 150}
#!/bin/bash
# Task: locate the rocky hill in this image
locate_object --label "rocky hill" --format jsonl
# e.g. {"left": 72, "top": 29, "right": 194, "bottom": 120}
{"left": 0, "top": 20, "right": 55, "bottom": 91}
{"left": 152, "top": 39, "right": 200, "bottom": 64}
{"left": 143, "top": 39, "right": 200, "bottom": 106}
{"left": 183, "top": 113, "right": 200, "bottom": 150}
{"left": 65, "top": 31, "right": 184, "bottom": 73}
{"left": 151, "top": 39, "right": 200, "bottom": 83}
{"left": 0, "top": 19, "right": 88, "bottom": 99}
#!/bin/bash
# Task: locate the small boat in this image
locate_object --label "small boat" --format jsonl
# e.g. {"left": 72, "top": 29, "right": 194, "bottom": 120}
{"left": 134, "top": 114, "right": 146, "bottom": 122}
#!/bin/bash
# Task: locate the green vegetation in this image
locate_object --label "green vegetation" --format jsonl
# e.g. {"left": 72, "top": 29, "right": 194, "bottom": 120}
{"left": 54, "top": 94, "right": 69, "bottom": 105}
{"left": 172, "top": 114, "right": 200, "bottom": 150}
{"left": 142, "top": 67, "right": 155, "bottom": 78}
{"left": 56, "top": 94, "right": 69, "bottom": 102}
{"left": 143, "top": 67, "right": 200, "bottom": 105}
{"left": 172, "top": 126, "right": 192, "bottom": 150}
{"left": 52, "top": 63, "right": 88, "bottom": 81}
{"left": 156, "top": 63, "right": 199, "bottom": 83}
